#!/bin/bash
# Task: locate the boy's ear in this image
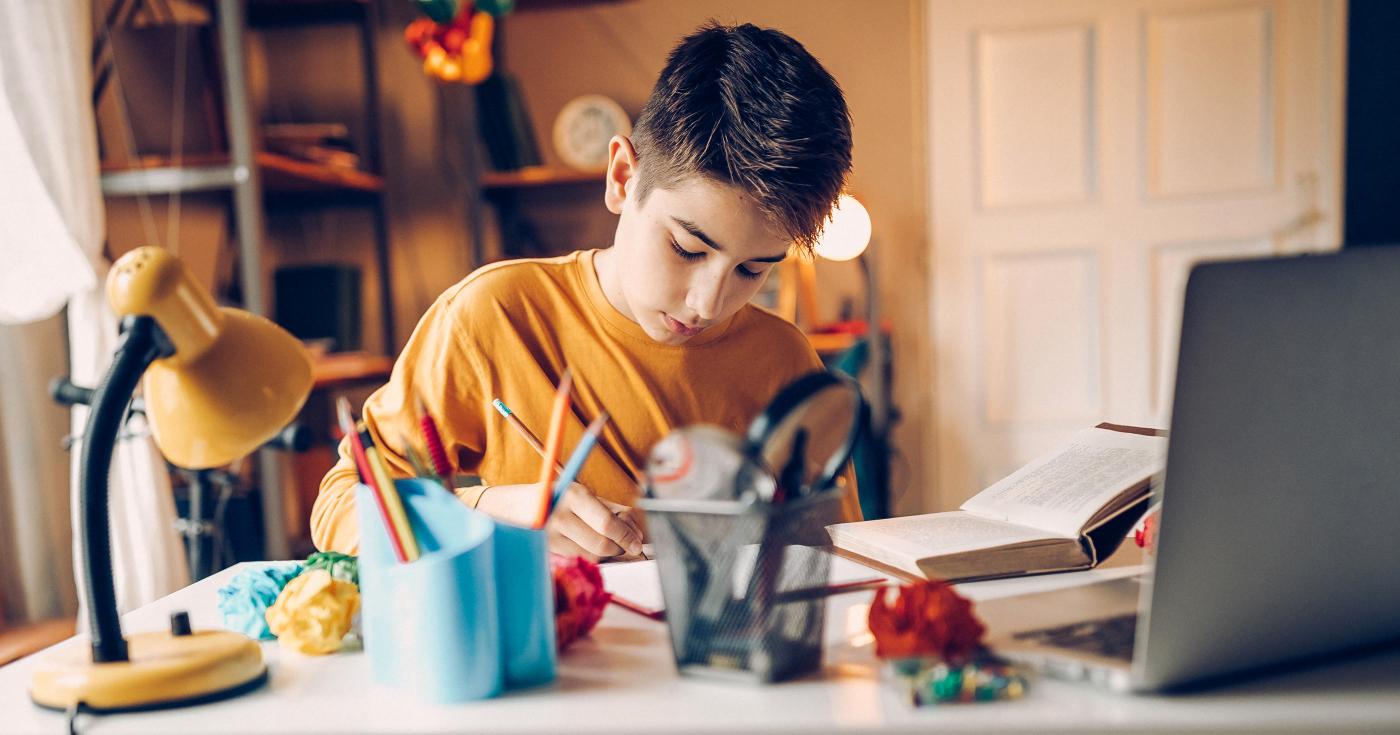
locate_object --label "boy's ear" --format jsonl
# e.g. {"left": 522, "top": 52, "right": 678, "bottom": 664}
{"left": 604, "top": 135, "right": 638, "bottom": 215}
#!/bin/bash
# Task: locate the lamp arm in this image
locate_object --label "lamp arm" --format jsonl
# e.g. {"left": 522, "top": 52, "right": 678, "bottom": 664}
{"left": 79, "top": 315, "right": 172, "bottom": 663}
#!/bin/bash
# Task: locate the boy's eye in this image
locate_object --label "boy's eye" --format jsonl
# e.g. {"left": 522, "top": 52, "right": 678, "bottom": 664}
{"left": 671, "top": 238, "right": 763, "bottom": 279}
{"left": 670, "top": 240, "right": 705, "bottom": 261}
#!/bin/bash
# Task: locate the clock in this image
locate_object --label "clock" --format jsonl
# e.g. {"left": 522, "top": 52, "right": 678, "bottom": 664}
{"left": 552, "top": 95, "right": 632, "bottom": 172}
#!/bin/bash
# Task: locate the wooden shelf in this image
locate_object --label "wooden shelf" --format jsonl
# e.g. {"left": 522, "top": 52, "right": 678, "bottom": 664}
{"left": 311, "top": 351, "right": 394, "bottom": 390}
{"left": 515, "top": 0, "right": 630, "bottom": 11}
{"left": 247, "top": 0, "right": 369, "bottom": 27}
{"left": 100, "top": 152, "right": 383, "bottom": 196}
{"left": 258, "top": 152, "right": 383, "bottom": 193}
{"left": 808, "top": 331, "right": 856, "bottom": 357}
{"left": 481, "top": 166, "right": 602, "bottom": 191}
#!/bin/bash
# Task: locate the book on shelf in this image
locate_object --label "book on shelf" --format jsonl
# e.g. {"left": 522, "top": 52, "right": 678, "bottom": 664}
{"left": 827, "top": 424, "right": 1165, "bottom": 582}
{"left": 261, "top": 123, "right": 360, "bottom": 170}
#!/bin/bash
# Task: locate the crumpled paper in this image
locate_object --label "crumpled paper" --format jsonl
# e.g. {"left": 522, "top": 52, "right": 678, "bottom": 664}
{"left": 304, "top": 550, "right": 359, "bottom": 586}
{"left": 266, "top": 569, "right": 360, "bottom": 655}
{"left": 550, "top": 553, "right": 608, "bottom": 651}
{"left": 217, "top": 562, "right": 304, "bottom": 640}
{"left": 868, "top": 581, "right": 986, "bottom": 662}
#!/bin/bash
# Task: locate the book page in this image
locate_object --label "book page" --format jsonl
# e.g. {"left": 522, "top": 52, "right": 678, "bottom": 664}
{"left": 827, "top": 511, "right": 1056, "bottom": 563}
{"left": 960, "top": 428, "right": 1166, "bottom": 538}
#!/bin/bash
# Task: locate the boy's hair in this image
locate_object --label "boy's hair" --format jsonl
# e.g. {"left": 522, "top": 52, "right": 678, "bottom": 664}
{"left": 631, "top": 22, "right": 853, "bottom": 252}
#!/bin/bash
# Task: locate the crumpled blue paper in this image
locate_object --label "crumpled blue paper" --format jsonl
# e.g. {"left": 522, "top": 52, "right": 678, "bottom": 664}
{"left": 218, "top": 562, "right": 304, "bottom": 640}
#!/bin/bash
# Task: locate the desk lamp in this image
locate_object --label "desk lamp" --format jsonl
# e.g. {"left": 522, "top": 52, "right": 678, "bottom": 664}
{"left": 30, "top": 246, "right": 312, "bottom": 712}
{"left": 812, "top": 195, "right": 889, "bottom": 519}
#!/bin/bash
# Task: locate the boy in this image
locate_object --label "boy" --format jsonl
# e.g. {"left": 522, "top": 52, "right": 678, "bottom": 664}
{"left": 312, "top": 21, "right": 858, "bottom": 558}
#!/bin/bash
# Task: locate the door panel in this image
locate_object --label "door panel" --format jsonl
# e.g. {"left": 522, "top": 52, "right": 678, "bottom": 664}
{"left": 927, "top": 0, "right": 1344, "bottom": 510}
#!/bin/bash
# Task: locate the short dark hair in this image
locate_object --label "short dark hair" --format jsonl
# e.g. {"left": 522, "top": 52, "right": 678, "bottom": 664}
{"left": 631, "top": 22, "right": 853, "bottom": 252}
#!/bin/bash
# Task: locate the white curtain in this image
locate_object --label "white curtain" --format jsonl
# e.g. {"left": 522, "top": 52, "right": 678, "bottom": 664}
{"left": 0, "top": 0, "right": 187, "bottom": 623}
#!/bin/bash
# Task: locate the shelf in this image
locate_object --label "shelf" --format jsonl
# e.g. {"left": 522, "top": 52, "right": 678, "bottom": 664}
{"left": 247, "top": 0, "right": 369, "bottom": 27}
{"left": 515, "top": 0, "right": 631, "bottom": 11}
{"left": 100, "top": 152, "right": 383, "bottom": 197}
{"left": 481, "top": 166, "right": 602, "bottom": 191}
{"left": 311, "top": 351, "right": 394, "bottom": 390}
{"left": 808, "top": 331, "right": 856, "bottom": 357}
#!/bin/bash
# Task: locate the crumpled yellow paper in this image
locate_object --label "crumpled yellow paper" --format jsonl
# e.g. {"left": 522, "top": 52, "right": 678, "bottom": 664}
{"left": 266, "top": 569, "right": 360, "bottom": 655}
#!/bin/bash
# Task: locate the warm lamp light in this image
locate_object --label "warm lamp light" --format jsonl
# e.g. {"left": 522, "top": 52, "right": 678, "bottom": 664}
{"left": 813, "top": 194, "right": 872, "bottom": 262}
{"left": 30, "top": 247, "right": 313, "bottom": 712}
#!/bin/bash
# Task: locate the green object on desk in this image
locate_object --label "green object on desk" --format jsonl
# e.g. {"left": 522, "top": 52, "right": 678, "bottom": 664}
{"left": 304, "top": 551, "right": 358, "bottom": 587}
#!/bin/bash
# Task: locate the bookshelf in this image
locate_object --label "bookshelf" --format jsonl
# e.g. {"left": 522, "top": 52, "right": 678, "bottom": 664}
{"left": 95, "top": 0, "right": 392, "bottom": 561}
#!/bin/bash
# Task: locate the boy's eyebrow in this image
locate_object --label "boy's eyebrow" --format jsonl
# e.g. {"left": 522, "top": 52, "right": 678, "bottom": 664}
{"left": 671, "top": 216, "right": 787, "bottom": 263}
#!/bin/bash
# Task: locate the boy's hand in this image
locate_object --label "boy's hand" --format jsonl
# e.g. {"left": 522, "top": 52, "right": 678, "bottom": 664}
{"left": 475, "top": 482, "right": 644, "bottom": 561}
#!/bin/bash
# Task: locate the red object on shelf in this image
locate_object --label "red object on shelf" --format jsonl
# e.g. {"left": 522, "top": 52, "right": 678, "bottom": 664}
{"left": 809, "top": 318, "right": 894, "bottom": 337}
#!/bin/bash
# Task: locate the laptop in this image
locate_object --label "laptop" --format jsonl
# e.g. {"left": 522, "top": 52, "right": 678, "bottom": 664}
{"left": 980, "top": 247, "right": 1400, "bottom": 692}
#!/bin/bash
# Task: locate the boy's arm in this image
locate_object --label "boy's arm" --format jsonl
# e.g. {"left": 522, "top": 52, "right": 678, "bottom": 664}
{"left": 310, "top": 288, "right": 488, "bottom": 552}
{"left": 311, "top": 440, "right": 370, "bottom": 554}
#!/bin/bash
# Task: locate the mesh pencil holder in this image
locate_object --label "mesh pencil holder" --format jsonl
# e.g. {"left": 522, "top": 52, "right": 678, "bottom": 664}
{"left": 637, "top": 489, "right": 844, "bottom": 683}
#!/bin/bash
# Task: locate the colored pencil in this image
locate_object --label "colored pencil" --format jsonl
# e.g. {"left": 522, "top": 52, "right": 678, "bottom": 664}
{"left": 607, "top": 593, "right": 666, "bottom": 622}
{"left": 337, "top": 397, "right": 407, "bottom": 563}
{"left": 363, "top": 436, "right": 421, "bottom": 562}
{"left": 548, "top": 412, "right": 609, "bottom": 516}
{"left": 414, "top": 394, "right": 455, "bottom": 490}
{"left": 532, "top": 369, "right": 573, "bottom": 528}
{"left": 772, "top": 578, "right": 892, "bottom": 605}
{"left": 398, "top": 431, "right": 438, "bottom": 481}
{"left": 496, "top": 397, "right": 646, "bottom": 553}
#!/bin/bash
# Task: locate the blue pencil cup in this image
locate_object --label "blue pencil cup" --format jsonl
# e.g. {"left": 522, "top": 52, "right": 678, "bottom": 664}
{"left": 356, "top": 479, "right": 558, "bottom": 702}
{"left": 492, "top": 521, "right": 557, "bottom": 688}
{"left": 357, "top": 480, "right": 502, "bottom": 703}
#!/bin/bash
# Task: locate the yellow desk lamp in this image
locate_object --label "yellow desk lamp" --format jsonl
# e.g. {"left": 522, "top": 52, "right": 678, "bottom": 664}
{"left": 30, "top": 246, "right": 313, "bottom": 712}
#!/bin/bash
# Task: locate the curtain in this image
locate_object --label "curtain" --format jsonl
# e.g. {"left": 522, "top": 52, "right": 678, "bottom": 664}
{"left": 0, "top": 0, "right": 187, "bottom": 624}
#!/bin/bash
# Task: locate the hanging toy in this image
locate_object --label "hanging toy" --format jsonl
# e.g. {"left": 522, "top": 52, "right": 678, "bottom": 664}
{"left": 406, "top": 1, "right": 500, "bottom": 85}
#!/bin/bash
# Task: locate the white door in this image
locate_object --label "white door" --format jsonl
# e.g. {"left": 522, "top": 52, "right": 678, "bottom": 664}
{"left": 927, "top": 0, "right": 1345, "bottom": 509}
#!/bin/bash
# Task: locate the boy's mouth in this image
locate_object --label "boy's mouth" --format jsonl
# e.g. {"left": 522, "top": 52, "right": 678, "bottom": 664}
{"left": 663, "top": 313, "right": 705, "bottom": 337}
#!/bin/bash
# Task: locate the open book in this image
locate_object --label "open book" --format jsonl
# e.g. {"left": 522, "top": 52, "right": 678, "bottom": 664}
{"left": 827, "top": 424, "right": 1165, "bottom": 582}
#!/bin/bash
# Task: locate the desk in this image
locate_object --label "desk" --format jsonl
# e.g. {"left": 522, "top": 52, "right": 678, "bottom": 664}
{"left": 3, "top": 555, "right": 1398, "bottom": 734}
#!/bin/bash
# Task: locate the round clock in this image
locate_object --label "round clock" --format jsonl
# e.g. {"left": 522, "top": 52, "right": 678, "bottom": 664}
{"left": 552, "top": 95, "right": 632, "bottom": 172}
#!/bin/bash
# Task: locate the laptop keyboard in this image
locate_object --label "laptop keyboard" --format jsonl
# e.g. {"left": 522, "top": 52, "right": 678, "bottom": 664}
{"left": 1012, "top": 613, "right": 1138, "bottom": 662}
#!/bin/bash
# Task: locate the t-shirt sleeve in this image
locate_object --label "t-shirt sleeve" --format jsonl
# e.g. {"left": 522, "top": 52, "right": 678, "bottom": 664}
{"left": 311, "top": 286, "right": 490, "bottom": 553}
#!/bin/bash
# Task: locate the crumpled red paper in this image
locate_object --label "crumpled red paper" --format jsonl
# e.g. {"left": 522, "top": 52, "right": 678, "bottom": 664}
{"left": 551, "top": 553, "right": 609, "bottom": 651}
{"left": 867, "top": 581, "right": 986, "bottom": 662}
{"left": 1135, "top": 507, "right": 1160, "bottom": 553}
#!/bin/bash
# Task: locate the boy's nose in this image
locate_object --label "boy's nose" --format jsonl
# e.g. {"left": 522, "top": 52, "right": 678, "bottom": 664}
{"left": 686, "top": 272, "right": 725, "bottom": 322}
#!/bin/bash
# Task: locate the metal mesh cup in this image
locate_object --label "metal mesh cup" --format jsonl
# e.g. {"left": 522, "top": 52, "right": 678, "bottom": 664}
{"left": 638, "top": 490, "right": 844, "bottom": 683}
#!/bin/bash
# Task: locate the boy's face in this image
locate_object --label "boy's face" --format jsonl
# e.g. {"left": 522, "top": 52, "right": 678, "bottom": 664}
{"left": 598, "top": 137, "right": 790, "bottom": 346}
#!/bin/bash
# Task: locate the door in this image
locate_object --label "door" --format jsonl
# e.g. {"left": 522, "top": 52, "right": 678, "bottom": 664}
{"left": 927, "top": 0, "right": 1345, "bottom": 509}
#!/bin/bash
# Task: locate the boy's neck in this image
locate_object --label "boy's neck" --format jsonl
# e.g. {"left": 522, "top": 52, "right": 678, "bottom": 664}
{"left": 591, "top": 247, "right": 637, "bottom": 324}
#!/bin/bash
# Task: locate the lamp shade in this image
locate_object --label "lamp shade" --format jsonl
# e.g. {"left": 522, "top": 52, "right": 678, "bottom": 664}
{"left": 106, "top": 247, "right": 313, "bottom": 468}
{"left": 813, "top": 194, "right": 872, "bottom": 262}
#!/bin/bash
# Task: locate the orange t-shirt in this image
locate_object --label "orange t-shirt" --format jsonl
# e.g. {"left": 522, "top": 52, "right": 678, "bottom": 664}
{"left": 311, "top": 248, "right": 859, "bottom": 552}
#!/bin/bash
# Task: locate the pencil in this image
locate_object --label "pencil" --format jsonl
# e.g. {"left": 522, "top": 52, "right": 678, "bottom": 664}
{"left": 363, "top": 436, "right": 421, "bottom": 562}
{"left": 497, "top": 397, "right": 645, "bottom": 552}
{"left": 533, "top": 369, "right": 573, "bottom": 528}
{"left": 548, "top": 411, "right": 609, "bottom": 517}
{"left": 414, "top": 394, "right": 455, "bottom": 491}
{"left": 398, "top": 431, "right": 438, "bottom": 481}
{"left": 607, "top": 593, "right": 666, "bottom": 622}
{"left": 493, "top": 398, "right": 550, "bottom": 460}
{"left": 337, "top": 398, "right": 407, "bottom": 563}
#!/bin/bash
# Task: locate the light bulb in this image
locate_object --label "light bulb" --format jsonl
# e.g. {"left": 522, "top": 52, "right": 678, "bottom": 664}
{"left": 813, "top": 194, "right": 872, "bottom": 262}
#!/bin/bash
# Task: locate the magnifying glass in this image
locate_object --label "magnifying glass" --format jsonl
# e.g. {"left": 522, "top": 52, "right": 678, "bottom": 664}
{"left": 745, "top": 370, "right": 867, "bottom": 500}
{"left": 645, "top": 370, "right": 867, "bottom": 502}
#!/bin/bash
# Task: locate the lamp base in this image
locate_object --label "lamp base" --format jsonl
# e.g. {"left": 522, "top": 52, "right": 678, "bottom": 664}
{"left": 30, "top": 629, "right": 265, "bottom": 712}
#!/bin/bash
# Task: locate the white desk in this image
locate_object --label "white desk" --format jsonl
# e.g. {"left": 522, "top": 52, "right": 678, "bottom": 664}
{"left": 3, "top": 556, "right": 1398, "bottom": 734}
